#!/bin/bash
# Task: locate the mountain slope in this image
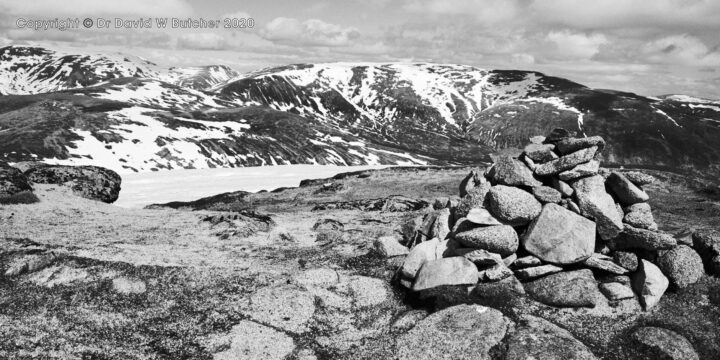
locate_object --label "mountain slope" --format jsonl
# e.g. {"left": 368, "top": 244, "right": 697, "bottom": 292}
{"left": 0, "top": 45, "right": 719, "bottom": 176}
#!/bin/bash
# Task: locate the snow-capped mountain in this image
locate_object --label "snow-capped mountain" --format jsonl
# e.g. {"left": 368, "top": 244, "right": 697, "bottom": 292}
{"left": 1, "top": 45, "right": 719, "bottom": 176}
{"left": 0, "top": 45, "right": 239, "bottom": 95}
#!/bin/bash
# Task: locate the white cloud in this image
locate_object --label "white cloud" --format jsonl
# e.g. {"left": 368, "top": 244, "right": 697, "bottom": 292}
{"left": 545, "top": 30, "right": 608, "bottom": 60}
{"left": 511, "top": 53, "right": 535, "bottom": 65}
{"left": 0, "top": 0, "right": 194, "bottom": 17}
{"left": 642, "top": 34, "right": 720, "bottom": 66}
{"left": 176, "top": 33, "right": 227, "bottom": 50}
{"left": 261, "top": 17, "right": 360, "bottom": 47}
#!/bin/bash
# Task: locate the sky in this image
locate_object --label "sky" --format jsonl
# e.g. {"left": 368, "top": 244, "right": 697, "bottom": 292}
{"left": 0, "top": 0, "right": 718, "bottom": 98}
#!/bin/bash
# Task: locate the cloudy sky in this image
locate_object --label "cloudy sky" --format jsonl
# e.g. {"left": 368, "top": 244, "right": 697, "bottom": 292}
{"left": 1, "top": 0, "right": 718, "bottom": 98}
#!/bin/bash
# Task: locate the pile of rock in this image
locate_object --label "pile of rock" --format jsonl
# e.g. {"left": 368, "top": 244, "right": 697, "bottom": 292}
{"left": 390, "top": 129, "right": 708, "bottom": 310}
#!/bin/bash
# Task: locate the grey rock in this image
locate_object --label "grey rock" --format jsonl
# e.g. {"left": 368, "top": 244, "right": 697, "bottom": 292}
{"left": 631, "top": 327, "right": 699, "bottom": 360}
{"left": 401, "top": 215, "right": 425, "bottom": 245}
{"left": 515, "top": 264, "right": 564, "bottom": 280}
{"left": 465, "top": 207, "right": 502, "bottom": 226}
{"left": 348, "top": 276, "right": 389, "bottom": 307}
{"left": 505, "top": 315, "right": 598, "bottom": 360}
{"left": 622, "top": 171, "right": 656, "bottom": 186}
{"left": 613, "top": 251, "right": 639, "bottom": 272}
{"left": 599, "top": 282, "right": 635, "bottom": 301}
{"left": 558, "top": 160, "right": 600, "bottom": 181}
{"left": 523, "top": 143, "right": 558, "bottom": 163}
{"left": 525, "top": 269, "right": 598, "bottom": 308}
{"left": 433, "top": 197, "right": 451, "bottom": 210}
{"left": 374, "top": 236, "right": 409, "bottom": 257}
{"left": 0, "top": 163, "right": 34, "bottom": 200}
{"left": 396, "top": 304, "right": 512, "bottom": 360}
{"left": 401, "top": 238, "right": 445, "bottom": 279}
{"left": 212, "top": 320, "right": 295, "bottom": 360}
{"left": 545, "top": 128, "right": 574, "bottom": 143}
{"left": 470, "top": 275, "right": 525, "bottom": 303}
{"left": 490, "top": 155, "right": 542, "bottom": 188}
{"left": 487, "top": 185, "right": 542, "bottom": 226}
{"left": 572, "top": 175, "right": 624, "bottom": 240}
{"left": 632, "top": 259, "right": 669, "bottom": 310}
{"left": 583, "top": 253, "right": 629, "bottom": 274}
{"left": 454, "top": 183, "right": 491, "bottom": 219}
{"left": 412, "top": 257, "right": 479, "bottom": 291}
{"left": 607, "top": 172, "right": 650, "bottom": 205}
{"left": 391, "top": 310, "right": 428, "bottom": 332}
{"left": 511, "top": 255, "right": 542, "bottom": 269}
{"left": 556, "top": 136, "right": 606, "bottom": 155}
{"left": 503, "top": 253, "right": 518, "bottom": 267}
{"left": 459, "top": 169, "right": 484, "bottom": 198}
{"left": 656, "top": 245, "right": 704, "bottom": 289}
{"left": 522, "top": 155, "right": 537, "bottom": 171}
{"left": 623, "top": 202, "right": 657, "bottom": 230}
{"left": 535, "top": 146, "right": 598, "bottom": 176}
{"left": 246, "top": 286, "right": 315, "bottom": 333}
{"left": 532, "top": 185, "right": 562, "bottom": 204}
{"left": 523, "top": 203, "right": 595, "bottom": 264}
{"left": 611, "top": 224, "right": 677, "bottom": 251}
{"left": 23, "top": 163, "right": 122, "bottom": 203}
{"left": 454, "top": 225, "right": 519, "bottom": 256}
{"left": 552, "top": 177, "right": 574, "bottom": 197}
{"left": 691, "top": 229, "right": 720, "bottom": 275}
{"left": 462, "top": 249, "right": 503, "bottom": 266}
{"left": 561, "top": 198, "right": 582, "bottom": 215}
{"left": 478, "top": 263, "right": 513, "bottom": 282}
{"left": 529, "top": 135, "right": 546, "bottom": 144}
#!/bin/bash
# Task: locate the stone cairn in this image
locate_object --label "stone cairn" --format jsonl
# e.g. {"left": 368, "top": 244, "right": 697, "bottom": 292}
{"left": 377, "top": 128, "right": 710, "bottom": 310}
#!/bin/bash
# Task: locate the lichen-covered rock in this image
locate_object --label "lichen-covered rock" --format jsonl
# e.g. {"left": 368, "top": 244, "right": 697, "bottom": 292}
{"left": 571, "top": 175, "right": 623, "bottom": 240}
{"left": 631, "top": 327, "right": 699, "bottom": 360}
{"left": 532, "top": 185, "right": 562, "bottom": 204}
{"left": 583, "top": 253, "right": 630, "bottom": 274}
{"left": 374, "top": 236, "right": 409, "bottom": 257}
{"left": 523, "top": 203, "right": 595, "bottom": 265}
{"left": 459, "top": 168, "right": 484, "bottom": 198}
{"left": 558, "top": 160, "right": 600, "bottom": 181}
{"left": 556, "top": 136, "right": 606, "bottom": 155}
{"left": 454, "top": 225, "right": 519, "bottom": 256}
{"left": 465, "top": 208, "right": 502, "bottom": 226}
{"left": 487, "top": 185, "right": 542, "bottom": 226}
{"left": 535, "top": 146, "right": 598, "bottom": 176}
{"left": 611, "top": 225, "right": 677, "bottom": 251}
{"left": 396, "top": 304, "right": 512, "bottom": 360}
{"left": 612, "top": 251, "right": 639, "bottom": 271}
{"left": 621, "top": 171, "right": 656, "bottom": 186}
{"left": 401, "top": 238, "right": 446, "bottom": 279}
{"left": 632, "top": 259, "right": 669, "bottom": 310}
{"left": 454, "top": 183, "right": 491, "bottom": 219}
{"left": 523, "top": 143, "right": 558, "bottom": 163}
{"left": 552, "top": 178, "right": 574, "bottom": 197}
{"left": 606, "top": 172, "right": 650, "bottom": 205}
{"left": 623, "top": 202, "right": 658, "bottom": 230}
{"left": 691, "top": 229, "right": 720, "bottom": 275}
{"left": 489, "top": 155, "right": 542, "bottom": 188}
{"left": 514, "top": 264, "right": 564, "bottom": 280}
{"left": 22, "top": 163, "right": 121, "bottom": 203}
{"left": 525, "top": 269, "right": 598, "bottom": 308}
{"left": 656, "top": 245, "right": 704, "bottom": 289}
{"left": 505, "top": 315, "right": 598, "bottom": 360}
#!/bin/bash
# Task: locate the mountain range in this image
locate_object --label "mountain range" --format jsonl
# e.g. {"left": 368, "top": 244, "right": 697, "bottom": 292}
{"left": 0, "top": 45, "right": 718, "bottom": 177}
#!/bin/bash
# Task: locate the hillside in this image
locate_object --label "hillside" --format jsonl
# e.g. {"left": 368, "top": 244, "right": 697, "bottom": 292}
{"left": 0, "top": 45, "right": 719, "bottom": 176}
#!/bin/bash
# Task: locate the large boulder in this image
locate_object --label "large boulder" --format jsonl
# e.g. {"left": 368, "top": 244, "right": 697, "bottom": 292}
{"left": 571, "top": 175, "right": 623, "bottom": 240}
{"left": 454, "top": 225, "right": 519, "bottom": 257}
{"left": 0, "top": 163, "right": 33, "bottom": 200}
{"left": 525, "top": 269, "right": 598, "bottom": 308}
{"left": 401, "top": 238, "right": 446, "bottom": 279}
{"left": 487, "top": 185, "right": 542, "bottom": 226}
{"left": 632, "top": 259, "right": 669, "bottom": 310}
{"left": 396, "top": 304, "right": 512, "bottom": 360}
{"left": 535, "top": 146, "right": 598, "bottom": 176}
{"left": 630, "top": 327, "right": 699, "bottom": 360}
{"left": 611, "top": 225, "right": 677, "bottom": 251}
{"left": 412, "top": 257, "right": 479, "bottom": 291}
{"left": 489, "top": 155, "right": 541, "bottom": 188}
{"left": 691, "top": 229, "right": 720, "bottom": 275}
{"left": 523, "top": 203, "right": 595, "bottom": 264}
{"left": 606, "top": 172, "right": 650, "bottom": 205}
{"left": 505, "top": 315, "right": 598, "bottom": 360}
{"left": 655, "top": 245, "right": 704, "bottom": 289}
{"left": 22, "top": 163, "right": 121, "bottom": 203}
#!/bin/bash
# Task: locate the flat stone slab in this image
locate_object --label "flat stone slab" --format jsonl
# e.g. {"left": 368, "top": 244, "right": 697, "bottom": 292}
{"left": 454, "top": 225, "right": 519, "bottom": 256}
{"left": 211, "top": 320, "right": 295, "bottom": 360}
{"left": 412, "top": 257, "right": 479, "bottom": 291}
{"left": 607, "top": 172, "right": 650, "bottom": 205}
{"left": 505, "top": 315, "right": 598, "bottom": 360}
{"left": 632, "top": 259, "right": 669, "bottom": 310}
{"left": 631, "top": 327, "right": 699, "bottom": 360}
{"left": 523, "top": 203, "right": 595, "bottom": 264}
{"left": 535, "top": 146, "right": 598, "bottom": 176}
{"left": 487, "top": 185, "right": 542, "bottom": 226}
{"left": 246, "top": 286, "right": 315, "bottom": 333}
{"left": 572, "top": 175, "right": 623, "bottom": 240}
